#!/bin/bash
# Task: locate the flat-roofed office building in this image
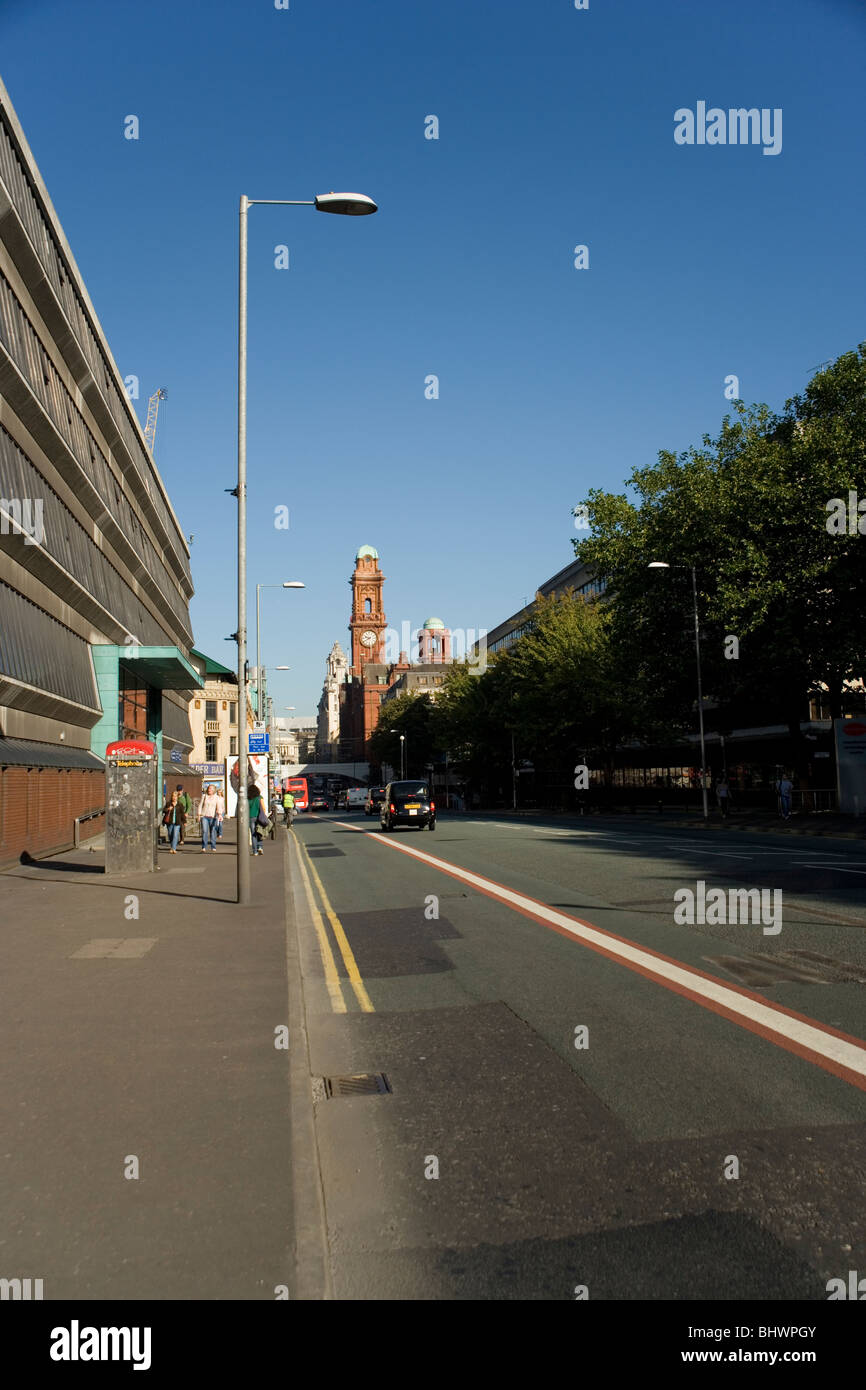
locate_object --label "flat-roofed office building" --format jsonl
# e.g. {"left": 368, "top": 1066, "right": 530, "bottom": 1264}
{"left": 0, "top": 77, "right": 201, "bottom": 866}
{"left": 482, "top": 557, "right": 605, "bottom": 657}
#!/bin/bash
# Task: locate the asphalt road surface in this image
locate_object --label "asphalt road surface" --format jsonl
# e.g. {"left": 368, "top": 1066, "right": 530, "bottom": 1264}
{"left": 291, "top": 810, "right": 866, "bottom": 1300}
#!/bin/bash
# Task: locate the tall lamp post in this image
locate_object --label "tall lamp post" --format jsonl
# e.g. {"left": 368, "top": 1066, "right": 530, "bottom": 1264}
{"left": 256, "top": 582, "right": 304, "bottom": 719}
{"left": 389, "top": 729, "right": 406, "bottom": 780}
{"left": 236, "top": 190, "right": 376, "bottom": 905}
{"left": 648, "top": 561, "right": 709, "bottom": 820}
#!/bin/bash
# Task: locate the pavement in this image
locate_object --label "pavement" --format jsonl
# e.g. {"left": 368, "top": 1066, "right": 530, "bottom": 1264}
{"left": 0, "top": 819, "right": 308, "bottom": 1299}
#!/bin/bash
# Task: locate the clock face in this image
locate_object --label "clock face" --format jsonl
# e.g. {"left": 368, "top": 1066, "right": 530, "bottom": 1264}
{"left": 360, "top": 630, "right": 377, "bottom": 647}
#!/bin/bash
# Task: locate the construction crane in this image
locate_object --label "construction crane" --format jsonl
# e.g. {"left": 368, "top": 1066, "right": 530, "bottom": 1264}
{"left": 143, "top": 388, "right": 167, "bottom": 453}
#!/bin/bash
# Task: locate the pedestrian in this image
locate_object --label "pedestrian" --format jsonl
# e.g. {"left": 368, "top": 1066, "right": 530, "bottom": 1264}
{"left": 776, "top": 772, "right": 793, "bottom": 820}
{"left": 162, "top": 789, "right": 186, "bottom": 853}
{"left": 715, "top": 776, "right": 730, "bottom": 819}
{"left": 199, "top": 783, "right": 224, "bottom": 852}
{"left": 282, "top": 788, "right": 295, "bottom": 827}
{"left": 175, "top": 783, "right": 192, "bottom": 844}
{"left": 248, "top": 783, "right": 266, "bottom": 856}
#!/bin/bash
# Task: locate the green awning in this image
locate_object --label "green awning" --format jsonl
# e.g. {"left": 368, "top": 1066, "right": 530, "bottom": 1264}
{"left": 119, "top": 646, "right": 204, "bottom": 690}
{"left": 190, "top": 647, "right": 237, "bottom": 679}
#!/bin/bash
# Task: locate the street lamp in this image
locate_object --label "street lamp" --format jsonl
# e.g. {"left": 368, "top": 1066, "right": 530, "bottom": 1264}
{"left": 235, "top": 188, "right": 375, "bottom": 906}
{"left": 390, "top": 729, "right": 406, "bottom": 780}
{"left": 648, "top": 561, "right": 709, "bottom": 819}
{"left": 255, "top": 583, "right": 304, "bottom": 719}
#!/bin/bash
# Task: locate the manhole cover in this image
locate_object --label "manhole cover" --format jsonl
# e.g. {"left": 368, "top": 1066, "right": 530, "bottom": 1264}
{"left": 322, "top": 1073, "right": 392, "bottom": 1099}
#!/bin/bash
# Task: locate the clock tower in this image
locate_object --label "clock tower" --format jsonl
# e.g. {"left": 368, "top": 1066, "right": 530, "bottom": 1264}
{"left": 349, "top": 545, "right": 387, "bottom": 671}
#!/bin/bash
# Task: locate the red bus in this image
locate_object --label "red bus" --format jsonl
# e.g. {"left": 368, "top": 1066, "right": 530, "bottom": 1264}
{"left": 285, "top": 777, "right": 309, "bottom": 811}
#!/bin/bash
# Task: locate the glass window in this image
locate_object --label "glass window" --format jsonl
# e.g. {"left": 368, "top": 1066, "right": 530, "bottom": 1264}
{"left": 230, "top": 702, "right": 237, "bottom": 724}
{"left": 205, "top": 735, "right": 218, "bottom": 761}
{"left": 205, "top": 700, "right": 217, "bottom": 721}
{"left": 230, "top": 736, "right": 237, "bottom": 756}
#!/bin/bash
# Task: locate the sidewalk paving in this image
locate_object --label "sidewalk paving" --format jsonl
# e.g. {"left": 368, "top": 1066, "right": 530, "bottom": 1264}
{"left": 0, "top": 819, "right": 305, "bottom": 1299}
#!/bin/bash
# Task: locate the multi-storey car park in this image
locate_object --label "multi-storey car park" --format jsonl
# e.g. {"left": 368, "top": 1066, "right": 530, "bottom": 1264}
{"left": 0, "top": 76, "right": 202, "bottom": 867}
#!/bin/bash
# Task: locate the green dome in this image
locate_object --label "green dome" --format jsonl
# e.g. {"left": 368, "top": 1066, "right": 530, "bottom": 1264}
{"left": 423, "top": 616, "right": 445, "bottom": 629}
{"left": 356, "top": 545, "right": 379, "bottom": 560}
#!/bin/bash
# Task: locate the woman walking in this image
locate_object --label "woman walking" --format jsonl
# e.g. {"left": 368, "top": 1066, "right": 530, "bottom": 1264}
{"left": 199, "top": 784, "right": 224, "bottom": 851}
{"left": 162, "top": 789, "right": 186, "bottom": 853}
{"left": 248, "top": 783, "right": 265, "bottom": 856}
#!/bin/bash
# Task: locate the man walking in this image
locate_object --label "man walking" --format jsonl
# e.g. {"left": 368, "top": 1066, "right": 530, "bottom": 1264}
{"left": 777, "top": 772, "right": 793, "bottom": 820}
{"left": 715, "top": 775, "right": 730, "bottom": 819}
{"left": 199, "top": 784, "right": 224, "bottom": 852}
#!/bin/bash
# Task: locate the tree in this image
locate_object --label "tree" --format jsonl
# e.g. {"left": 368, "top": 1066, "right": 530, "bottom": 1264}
{"left": 574, "top": 345, "right": 866, "bottom": 774}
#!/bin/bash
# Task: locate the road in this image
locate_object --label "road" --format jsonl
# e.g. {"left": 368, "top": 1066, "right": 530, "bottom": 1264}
{"left": 290, "top": 810, "right": 866, "bottom": 1300}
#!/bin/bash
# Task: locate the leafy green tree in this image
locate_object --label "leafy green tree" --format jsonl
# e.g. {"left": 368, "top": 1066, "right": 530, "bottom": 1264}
{"left": 575, "top": 345, "right": 866, "bottom": 773}
{"left": 369, "top": 691, "right": 436, "bottom": 778}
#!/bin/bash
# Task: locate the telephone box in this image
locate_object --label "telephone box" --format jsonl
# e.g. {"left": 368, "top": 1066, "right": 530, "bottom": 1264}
{"left": 105, "top": 740, "right": 159, "bottom": 874}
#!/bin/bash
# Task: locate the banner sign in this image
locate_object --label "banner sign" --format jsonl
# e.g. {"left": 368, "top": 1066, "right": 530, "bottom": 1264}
{"left": 835, "top": 718, "right": 866, "bottom": 814}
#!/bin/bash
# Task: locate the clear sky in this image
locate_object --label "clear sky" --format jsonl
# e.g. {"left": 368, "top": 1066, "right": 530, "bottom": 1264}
{"left": 2, "top": 0, "right": 864, "bottom": 720}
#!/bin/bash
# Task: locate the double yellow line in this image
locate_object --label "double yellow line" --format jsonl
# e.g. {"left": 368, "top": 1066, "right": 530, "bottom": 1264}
{"left": 294, "top": 838, "right": 374, "bottom": 1014}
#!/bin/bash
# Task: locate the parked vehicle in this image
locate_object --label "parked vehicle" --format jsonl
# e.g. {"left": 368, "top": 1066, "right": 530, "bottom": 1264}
{"left": 345, "top": 787, "right": 368, "bottom": 811}
{"left": 365, "top": 787, "right": 386, "bottom": 816}
{"left": 380, "top": 781, "right": 436, "bottom": 832}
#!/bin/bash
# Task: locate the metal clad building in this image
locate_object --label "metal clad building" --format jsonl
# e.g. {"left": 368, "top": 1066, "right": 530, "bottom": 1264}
{"left": 0, "top": 76, "right": 202, "bottom": 866}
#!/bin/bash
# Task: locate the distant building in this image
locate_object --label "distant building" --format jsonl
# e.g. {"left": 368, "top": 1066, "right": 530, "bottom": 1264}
{"left": 316, "top": 641, "right": 349, "bottom": 760}
{"left": 480, "top": 558, "right": 604, "bottom": 658}
{"left": 187, "top": 651, "right": 252, "bottom": 766}
{"left": 336, "top": 547, "right": 456, "bottom": 758}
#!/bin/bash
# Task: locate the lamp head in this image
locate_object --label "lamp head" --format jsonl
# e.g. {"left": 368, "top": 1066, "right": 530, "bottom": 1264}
{"left": 314, "top": 192, "right": 378, "bottom": 216}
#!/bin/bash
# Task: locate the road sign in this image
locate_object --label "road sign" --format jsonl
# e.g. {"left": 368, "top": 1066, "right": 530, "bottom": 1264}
{"left": 249, "top": 734, "right": 269, "bottom": 754}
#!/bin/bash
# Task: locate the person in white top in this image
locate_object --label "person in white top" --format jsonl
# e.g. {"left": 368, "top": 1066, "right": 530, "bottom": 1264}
{"left": 199, "top": 785, "right": 224, "bottom": 851}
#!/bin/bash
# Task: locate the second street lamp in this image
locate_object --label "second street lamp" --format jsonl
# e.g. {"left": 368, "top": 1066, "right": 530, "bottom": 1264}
{"left": 648, "top": 561, "right": 709, "bottom": 820}
{"left": 235, "top": 190, "right": 376, "bottom": 907}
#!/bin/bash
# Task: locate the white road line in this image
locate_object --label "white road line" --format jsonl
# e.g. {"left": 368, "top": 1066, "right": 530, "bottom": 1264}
{"left": 335, "top": 820, "right": 866, "bottom": 1089}
{"left": 797, "top": 864, "right": 866, "bottom": 876}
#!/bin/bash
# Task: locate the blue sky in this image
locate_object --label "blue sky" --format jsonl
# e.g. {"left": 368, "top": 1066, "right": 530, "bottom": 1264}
{"left": 2, "top": 0, "right": 865, "bottom": 719}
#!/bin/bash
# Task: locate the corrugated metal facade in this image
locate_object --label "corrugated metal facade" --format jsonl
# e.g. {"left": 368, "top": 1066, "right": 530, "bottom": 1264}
{"left": 0, "top": 78, "right": 199, "bottom": 863}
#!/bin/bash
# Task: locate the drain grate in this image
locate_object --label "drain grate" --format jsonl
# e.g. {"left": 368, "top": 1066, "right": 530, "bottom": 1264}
{"left": 322, "top": 1072, "right": 392, "bottom": 1099}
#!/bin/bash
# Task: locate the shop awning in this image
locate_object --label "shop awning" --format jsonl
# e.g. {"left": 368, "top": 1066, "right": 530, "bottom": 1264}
{"left": 0, "top": 737, "right": 105, "bottom": 769}
{"left": 118, "top": 646, "right": 203, "bottom": 690}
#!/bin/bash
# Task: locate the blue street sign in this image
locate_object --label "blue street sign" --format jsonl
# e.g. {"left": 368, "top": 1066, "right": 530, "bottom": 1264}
{"left": 170, "top": 747, "right": 182, "bottom": 762}
{"left": 249, "top": 734, "right": 269, "bottom": 754}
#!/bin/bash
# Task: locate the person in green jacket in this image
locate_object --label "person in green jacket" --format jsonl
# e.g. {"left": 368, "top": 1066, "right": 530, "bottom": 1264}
{"left": 248, "top": 783, "right": 264, "bottom": 856}
{"left": 175, "top": 784, "right": 192, "bottom": 844}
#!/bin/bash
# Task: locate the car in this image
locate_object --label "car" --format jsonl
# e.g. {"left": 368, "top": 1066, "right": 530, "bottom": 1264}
{"left": 365, "top": 787, "right": 385, "bottom": 816}
{"left": 310, "top": 796, "right": 329, "bottom": 812}
{"left": 380, "top": 780, "right": 436, "bottom": 832}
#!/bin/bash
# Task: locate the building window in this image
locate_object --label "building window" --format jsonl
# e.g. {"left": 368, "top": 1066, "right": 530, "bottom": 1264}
{"left": 364, "top": 598, "right": 371, "bottom": 613}
{"left": 205, "top": 735, "right": 218, "bottom": 761}
{"left": 230, "top": 702, "right": 237, "bottom": 724}
{"left": 230, "top": 736, "right": 237, "bottom": 756}
{"left": 205, "top": 700, "right": 217, "bottom": 721}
